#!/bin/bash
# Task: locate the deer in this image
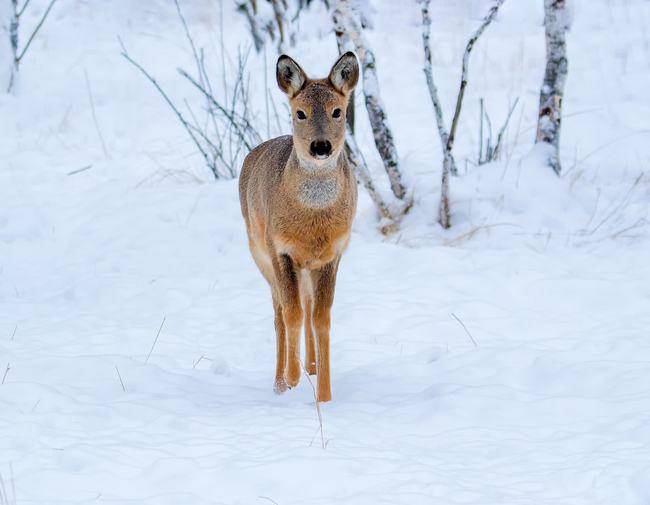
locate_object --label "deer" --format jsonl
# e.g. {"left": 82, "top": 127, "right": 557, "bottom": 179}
{"left": 239, "top": 52, "right": 359, "bottom": 403}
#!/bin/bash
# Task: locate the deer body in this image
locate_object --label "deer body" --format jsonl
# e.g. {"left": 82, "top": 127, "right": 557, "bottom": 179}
{"left": 239, "top": 53, "right": 359, "bottom": 402}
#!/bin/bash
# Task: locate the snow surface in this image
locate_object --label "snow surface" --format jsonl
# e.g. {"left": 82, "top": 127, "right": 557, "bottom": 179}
{"left": 1, "top": 0, "right": 649, "bottom": 504}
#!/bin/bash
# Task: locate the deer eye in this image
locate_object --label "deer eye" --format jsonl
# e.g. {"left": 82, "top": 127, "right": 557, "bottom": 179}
{"left": 296, "top": 110, "right": 306, "bottom": 120}
{"left": 332, "top": 108, "right": 342, "bottom": 119}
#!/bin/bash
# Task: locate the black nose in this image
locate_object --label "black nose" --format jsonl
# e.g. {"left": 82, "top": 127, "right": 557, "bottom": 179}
{"left": 310, "top": 139, "right": 332, "bottom": 158}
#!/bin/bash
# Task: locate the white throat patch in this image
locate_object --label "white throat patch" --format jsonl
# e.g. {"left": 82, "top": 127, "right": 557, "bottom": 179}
{"left": 298, "top": 176, "right": 340, "bottom": 208}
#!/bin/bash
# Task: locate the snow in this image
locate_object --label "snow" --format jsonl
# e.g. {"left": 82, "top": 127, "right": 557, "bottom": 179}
{"left": 1, "top": 0, "right": 650, "bottom": 504}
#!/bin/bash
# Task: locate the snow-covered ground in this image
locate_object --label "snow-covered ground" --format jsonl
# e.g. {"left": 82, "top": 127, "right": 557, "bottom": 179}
{"left": 1, "top": 1, "right": 649, "bottom": 503}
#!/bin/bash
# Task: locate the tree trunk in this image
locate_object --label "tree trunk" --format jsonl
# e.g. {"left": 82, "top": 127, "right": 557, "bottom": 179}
{"left": 7, "top": 0, "right": 18, "bottom": 93}
{"left": 333, "top": 14, "right": 355, "bottom": 134}
{"left": 418, "top": 0, "right": 457, "bottom": 177}
{"left": 536, "top": 0, "right": 569, "bottom": 175}
{"left": 345, "top": 127, "right": 393, "bottom": 222}
{"left": 332, "top": 0, "right": 406, "bottom": 201}
{"left": 439, "top": 153, "right": 452, "bottom": 229}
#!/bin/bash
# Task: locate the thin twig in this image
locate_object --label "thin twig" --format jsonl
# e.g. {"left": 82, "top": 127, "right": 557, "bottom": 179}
{"left": 16, "top": 0, "right": 58, "bottom": 63}
{"left": 192, "top": 355, "right": 212, "bottom": 369}
{"left": 145, "top": 316, "right": 166, "bottom": 364}
{"left": 83, "top": 69, "right": 110, "bottom": 159}
{"left": 451, "top": 313, "right": 478, "bottom": 347}
{"left": 114, "top": 365, "right": 127, "bottom": 392}
{"left": 120, "top": 38, "right": 216, "bottom": 177}
{"left": 178, "top": 68, "right": 260, "bottom": 151}
{"left": 492, "top": 98, "right": 519, "bottom": 161}
{"left": 1, "top": 364, "right": 10, "bottom": 385}
{"left": 584, "top": 173, "right": 644, "bottom": 236}
{"left": 302, "top": 362, "right": 325, "bottom": 449}
{"left": 564, "top": 130, "right": 650, "bottom": 177}
{"left": 17, "top": 0, "right": 33, "bottom": 18}
{"left": 10, "top": 325, "right": 17, "bottom": 341}
{"left": 67, "top": 164, "right": 92, "bottom": 176}
{"left": 447, "top": 0, "right": 506, "bottom": 151}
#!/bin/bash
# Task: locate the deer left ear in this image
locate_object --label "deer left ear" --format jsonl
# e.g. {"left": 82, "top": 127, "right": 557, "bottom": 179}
{"left": 277, "top": 55, "right": 307, "bottom": 97}
{"left": 328, "top": 51, "right": 359, "bottom": 95}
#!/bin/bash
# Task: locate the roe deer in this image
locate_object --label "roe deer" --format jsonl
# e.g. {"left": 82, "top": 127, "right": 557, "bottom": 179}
{"left": 239, "top": 52, "right": 359, "bottom": 402}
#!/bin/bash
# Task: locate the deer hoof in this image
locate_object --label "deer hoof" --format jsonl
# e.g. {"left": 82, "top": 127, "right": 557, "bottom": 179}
{"left": 274, "top": 377, "right": 289, "bottom": 395}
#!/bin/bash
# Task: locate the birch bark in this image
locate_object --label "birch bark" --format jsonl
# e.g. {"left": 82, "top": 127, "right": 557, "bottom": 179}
{"left": 536, "top": 0, "right": 569, "bottom": 175}
{"left": 332, "top": 0, "right": 406, "bottom": 201}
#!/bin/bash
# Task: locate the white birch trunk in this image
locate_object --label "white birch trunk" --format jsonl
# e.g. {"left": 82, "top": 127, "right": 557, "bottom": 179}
{"left": 269, "top": 0, "right": 291, "bottom": 53}
{"left": 6, "top": 0, "right": 58, "bottom": 93}
{"left": 237, "top": 0, "right": 299, "bottom": 54}
{"left": 236, "top": 1, "right": 266, "bottom": 52}
{"left": 439, "top": 153, "right": 452, "bottom": 229}
{"left": 7, "top": 0, "right": 18, "bottom": 92}
{"left": 345, "top": 127, "right": 393, "bottom": 222}
{"left": 333, "top": 9, "right": 407, "bottom": 230}
{"left": 333, "top": 0, "right": 406, "bottom": 201}
{"left": 536, "top": 0, "right": 569, "bottom": 175}
{"left": 418, "top": 0, "right": 457, "bottom": 177}
{"left": 332, "top": 12, "right": 355, "bottom": 134}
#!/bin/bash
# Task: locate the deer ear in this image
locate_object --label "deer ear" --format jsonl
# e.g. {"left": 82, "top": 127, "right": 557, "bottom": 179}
{"left": 276, "top": 55, "right": 307, "bottom": 97}
{"left": 328, "top": 51, "right": 359, "bottom": 95}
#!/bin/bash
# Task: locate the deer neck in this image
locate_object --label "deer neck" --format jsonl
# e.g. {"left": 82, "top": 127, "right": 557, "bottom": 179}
{"left": 287, "top": 148, "right": 344, "bottom": 210}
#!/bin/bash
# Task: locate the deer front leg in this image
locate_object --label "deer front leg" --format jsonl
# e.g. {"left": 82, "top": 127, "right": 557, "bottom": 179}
{"left": 272, "top": 293, "right": 288, "bottom": 394}
{"left": 273, "top": 253, "right": 303, "bottom": 388}
{"left": 304, "top": 296, "right": 316, "bottom": 375}
{"left": 311, "top": 258, "right": 340, "bottom": 403}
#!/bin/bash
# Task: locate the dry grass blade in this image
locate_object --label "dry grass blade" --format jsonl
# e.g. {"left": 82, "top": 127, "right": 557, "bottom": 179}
{"left": 1, "top": 364, "right": 10, "bottom": 385}
{"left": 451, "top": 313, "right": 478, "bottom": 347}
{"left": 258, "top": 497, "right": 280, "bottom": 505}
{"left": 83, "top": 69, "right": 109, "bottom": 159}
{"left": 145, "top": 316, "right": 166, "bottom": 364}
{"left": 302, "top": 362, "right": 325, "bottom": 449}
{"left": 114, "top": 365, "right": 127, "bottom": 392}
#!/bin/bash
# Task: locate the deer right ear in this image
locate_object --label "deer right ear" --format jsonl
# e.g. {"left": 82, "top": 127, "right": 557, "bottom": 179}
{"left": 328, "top": 51, "right": 359, "bottom": 95}
{"left": 276, "top": 55, "right": 307, "bottom": 97}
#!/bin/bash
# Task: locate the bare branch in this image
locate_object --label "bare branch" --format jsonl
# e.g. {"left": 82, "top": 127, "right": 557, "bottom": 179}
{"left": 120, "top": 41, "right": 217, "bottom": 177}
{"left": 16, "top": 0, "right": 58, "bottom": 64}
{"left": 178, "top": 67, "right": 261, "bottom": 152}
{"left": 345, "top": 127, "right": 392, "bottom": 222}
{"left": 447, "top": 0, "right": 505, "bottom": 151}
{"left": 16, "top": 0, "right": 33, "bottom": 18}
{"left": 419, "top": 0, "right": 506, "bottom": 228}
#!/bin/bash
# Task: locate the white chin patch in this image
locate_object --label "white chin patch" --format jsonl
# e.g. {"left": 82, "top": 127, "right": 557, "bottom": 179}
{"left": 314, "top": 154, "right": 330, "bottom": 160}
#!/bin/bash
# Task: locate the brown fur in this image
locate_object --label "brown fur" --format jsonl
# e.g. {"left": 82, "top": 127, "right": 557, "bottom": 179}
{"left": 239, "top": 52, "right": 359, "bottom": 402}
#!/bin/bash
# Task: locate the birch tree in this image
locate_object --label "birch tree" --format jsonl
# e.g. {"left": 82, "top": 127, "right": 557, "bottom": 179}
{"left": 331, "top": 0, "right": 406, "bottom": 202}
{"left": 536, "top": 0, "right": 569, "bottom": 175}
{"left": 418, "top": 0, "right": 505, "bottom": 228}
{"left": 237, "top": 0, "right": 305, "bottom": 53}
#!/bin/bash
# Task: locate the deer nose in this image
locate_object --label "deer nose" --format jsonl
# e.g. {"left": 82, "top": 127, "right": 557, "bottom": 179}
{"left": 309, "top": 139, "right": 332, "bottom": 158}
